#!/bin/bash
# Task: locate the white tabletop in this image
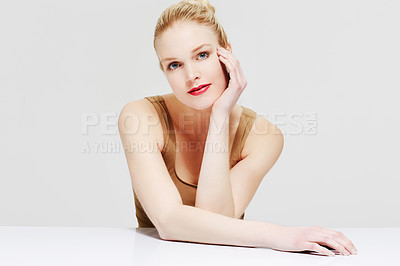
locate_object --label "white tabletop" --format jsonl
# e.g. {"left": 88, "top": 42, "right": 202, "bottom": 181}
{"left": 0, "top": 226, "right": 399, "bottom": 266}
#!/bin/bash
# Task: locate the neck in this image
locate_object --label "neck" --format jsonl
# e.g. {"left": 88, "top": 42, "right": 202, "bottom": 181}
{"left": 166, "top": 93, "right": 237, "bottom": 138}
{"left": 170, "top": 94, "right": 213, "bottom": 136}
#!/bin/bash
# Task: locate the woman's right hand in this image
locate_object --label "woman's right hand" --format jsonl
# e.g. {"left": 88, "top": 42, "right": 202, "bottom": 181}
{"left": 271, "top": 225, "right": 358, "bottom": 256}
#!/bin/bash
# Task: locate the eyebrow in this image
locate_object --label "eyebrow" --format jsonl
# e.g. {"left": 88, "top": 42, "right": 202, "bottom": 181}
{"left": 161, "top": 43, "right": 212, "bottom": 63}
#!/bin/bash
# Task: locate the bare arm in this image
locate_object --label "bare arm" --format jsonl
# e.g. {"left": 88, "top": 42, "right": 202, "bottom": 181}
{"left": 161, "top": 204, "right": 279, "bottom": 248}
{"left": 161, "top": 205, "right": 358, "bottom": 256}
{"left": 195, "top": 111, "right": 235, "bottom": 217}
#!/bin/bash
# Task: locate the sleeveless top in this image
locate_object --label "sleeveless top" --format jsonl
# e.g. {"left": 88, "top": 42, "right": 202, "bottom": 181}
{"left": 134, "top": 95, "right": 258, "bottom": 228}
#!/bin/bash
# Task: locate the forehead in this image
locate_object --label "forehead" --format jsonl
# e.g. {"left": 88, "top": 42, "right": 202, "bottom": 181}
{"left": 156, "top": 21, "right": 218, "bottom": 57}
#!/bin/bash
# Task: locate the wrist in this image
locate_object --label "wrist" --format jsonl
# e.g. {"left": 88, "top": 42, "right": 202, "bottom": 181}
{"left": 209, "top": 111, "right": 230, "bottom": 134}
{"left": 211, "top": 108, "right": 230, "bottom": 120}
{"left": 262, "top": 223, "right": 285, "bottom": 249}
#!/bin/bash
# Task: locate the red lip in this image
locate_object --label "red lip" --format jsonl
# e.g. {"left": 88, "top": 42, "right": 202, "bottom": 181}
{"left": 188, "top": 84, "right": 211, "bottom": 93}
{"left": 188, "top": 84, "right": 210, "bottom": 96}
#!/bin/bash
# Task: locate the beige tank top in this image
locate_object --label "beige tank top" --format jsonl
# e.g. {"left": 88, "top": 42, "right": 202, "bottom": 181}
{"left": 134, "top": 95, "right": 258, "bottom": 228}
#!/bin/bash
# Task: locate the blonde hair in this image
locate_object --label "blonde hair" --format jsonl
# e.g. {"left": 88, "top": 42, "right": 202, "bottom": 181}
{"left": 154, "top": 0, "right": 229, "bottom": 71}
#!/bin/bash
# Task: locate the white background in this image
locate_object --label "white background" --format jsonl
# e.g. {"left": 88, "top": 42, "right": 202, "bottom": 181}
{"left": 0, "top": 0, "right": 399, "bottom": 227}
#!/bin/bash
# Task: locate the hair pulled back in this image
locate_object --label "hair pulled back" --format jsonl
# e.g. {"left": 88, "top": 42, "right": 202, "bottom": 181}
{"left": 154, "top": 0, "right": 229, "bottom": 71}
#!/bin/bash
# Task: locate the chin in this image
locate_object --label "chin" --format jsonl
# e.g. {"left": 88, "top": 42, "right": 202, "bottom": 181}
{"left": 180, "top": 97, "right": 213, "bottom": 110}
{"left": 191, "top": 103, "right": 213, "bottom": 111}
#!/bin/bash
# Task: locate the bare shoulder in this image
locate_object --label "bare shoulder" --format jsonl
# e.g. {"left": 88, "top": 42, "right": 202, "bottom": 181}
{"left": 118, "top": 98, "right": 164, "bottom": 153}
{"left": 241, "top": 115, "right": 284, "bottom": 158}
{"left": 119, "top": 98, "right": 158, "bottom": 116}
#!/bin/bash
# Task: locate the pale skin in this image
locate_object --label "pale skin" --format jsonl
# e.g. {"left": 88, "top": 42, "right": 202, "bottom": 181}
{"left": 118, "top": 20, "right": 357, "bottom": 257}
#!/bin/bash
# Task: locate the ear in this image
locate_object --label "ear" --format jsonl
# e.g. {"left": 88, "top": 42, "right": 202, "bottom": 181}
{"left": 225, "top": 43, "right": 232, "bottom": 53}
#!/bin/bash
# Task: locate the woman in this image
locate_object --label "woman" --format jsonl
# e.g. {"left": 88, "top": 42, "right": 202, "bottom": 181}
{"left": 118, "top": 0, "right": 357, "bottom": 257}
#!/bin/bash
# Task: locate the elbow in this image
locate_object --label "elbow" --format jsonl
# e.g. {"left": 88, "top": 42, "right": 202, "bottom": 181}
{"left": 157, "top": 216, "right": 171, "bottom": 240}
{"left": 158, "top": 228, "right": 171, "bottom": 241}
{"left": 157, "top": 205, "right": 181, "bottom": 240}
{"left": 158, "top": 218, "right": 171, "bottom": 240}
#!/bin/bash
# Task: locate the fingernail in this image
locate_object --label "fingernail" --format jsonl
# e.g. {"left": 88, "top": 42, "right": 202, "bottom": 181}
{"left": 352, "top": 248, "right": 357, "bottom": 254}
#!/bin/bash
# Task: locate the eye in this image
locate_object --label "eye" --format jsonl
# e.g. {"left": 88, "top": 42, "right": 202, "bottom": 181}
{"left": 166, "top": 52, "right": 209, "bottom": 71}
{"left": 198, "top": 52, "right": 209, "bottom": 60}
{"left": 167, "top": 62, "right": 180, "bottom": 71}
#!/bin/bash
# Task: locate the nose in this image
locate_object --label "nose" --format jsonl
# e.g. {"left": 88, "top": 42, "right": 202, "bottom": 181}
{"left": 185, "top": 63, "right": 200, "bottom": 85}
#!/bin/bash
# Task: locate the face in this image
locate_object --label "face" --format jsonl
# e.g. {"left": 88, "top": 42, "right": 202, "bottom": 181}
{"left": 155, "top": 21, "right": 230, "bottom": 111}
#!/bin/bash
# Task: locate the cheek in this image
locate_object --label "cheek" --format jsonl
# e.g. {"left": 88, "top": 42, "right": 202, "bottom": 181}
{"left": 166, "top": 73, "right": 183, "bottom": 88}
{"left": 209, "top": 54, "right": 223, "bottom": 70}
{"left": 204, "top": 56, "right": 225, "bottom": 78}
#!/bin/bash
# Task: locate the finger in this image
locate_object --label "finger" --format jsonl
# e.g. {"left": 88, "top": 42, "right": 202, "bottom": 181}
{"left": 217, "top": 49, "right": 235, "bottom": 74}
{"left": 219, "top": 47, "right": 239, "bottom": 67}
{"left": 219, "top": 49, "right": 247, "bottom": 88}
{"left": 306, "top": 242, "right": 335, "bottom": 257}
{"left": 315, "top": 234, "right": 351, "bottom": 256}
{"left": 218, "top": 55, "right": 238, "bottom": 83}
{"left": 218, "top": 48, "right": 240, "bottom": 75}
{"left": 217, "top": 49, "right": 245, "bottom": 88}
{"left": 323, "top": 229, "right": 358, "bottom": 255}
{"left": 307, "top": 228, "right": 347, "bottom": 256}
{"left": 317, "top": 227, "right": 357, "bottom": 255}
{"left": 334, "top": 237, "right": 356, "bottom": 255}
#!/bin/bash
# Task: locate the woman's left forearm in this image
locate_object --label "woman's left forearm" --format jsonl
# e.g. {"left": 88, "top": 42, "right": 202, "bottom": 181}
{"left": 195, "top": 110, "right": 235, "bottom": 218}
